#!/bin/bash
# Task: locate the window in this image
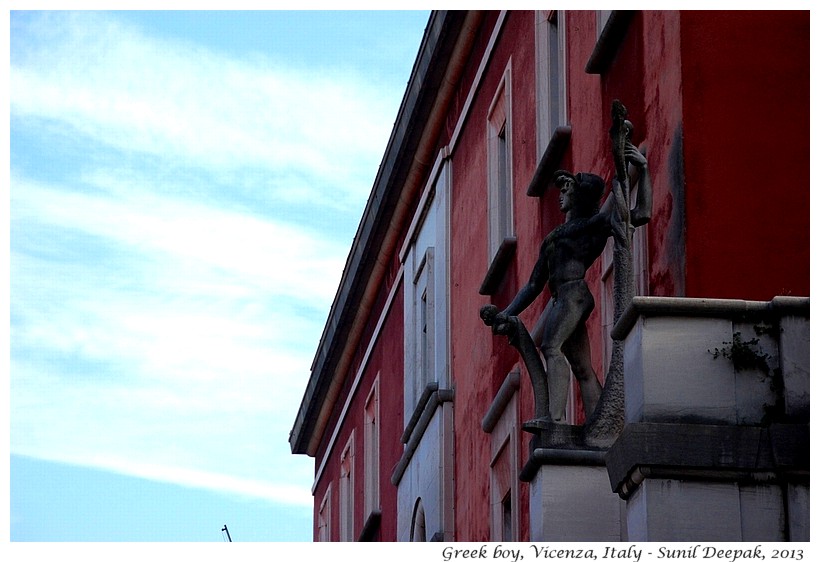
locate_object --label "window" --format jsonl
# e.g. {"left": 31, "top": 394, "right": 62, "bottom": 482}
{"left": 535, "top": 11, "right": 567, "bottom": 154}
{"left": 317, "top": 484, "right": 332, "bottom": 542}
{"left": 420, "top": 287, "right": 429, "bottom": 381}
{"left": 491, "top": 438, "right": 515, "bottom": 541}
{"left": 363, "top": 377, "right": 380, "bottom": 518}
{"left": 487, "top": 63, "right": 514, "bottom": 264}
{"left": 488, "top": 383, "right": 520, "bottom": 541}
{"left": 501, "top": 491, "right": 513, "bottom": 542}
{"left": 403, "top": 155, "right": 450, "bottom": 424}
{"left": 339, "top": 433, "right": 355, "bottom": 541}
{"left": 410, "top": 247, "right": 435, "bottom": 413}
{"left": 411, "top": 498, "right": 427, "bottom": 541}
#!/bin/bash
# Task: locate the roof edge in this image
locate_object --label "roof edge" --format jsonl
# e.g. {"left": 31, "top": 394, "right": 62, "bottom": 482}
{"left": 289, "top": 11, "right": 471, "bottom": 455}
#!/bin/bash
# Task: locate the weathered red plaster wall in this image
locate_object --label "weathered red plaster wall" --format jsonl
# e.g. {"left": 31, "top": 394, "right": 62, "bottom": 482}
{"left": 679, "top": 11, "right": 809, "bottom": 300}
{"left": 368, "top": 287, "right": 405, "bottom": 541}
{"left": 311, "top": 285, "right": 405, "bottom": 541}
{"left": 449, "top": 11, "right": 539, "bottom": 542}
{"left": 449, "top": 20, "right": 501, "bottom": 541}
{"left": 639, "top": 10, "right": 687, "bottom": 299}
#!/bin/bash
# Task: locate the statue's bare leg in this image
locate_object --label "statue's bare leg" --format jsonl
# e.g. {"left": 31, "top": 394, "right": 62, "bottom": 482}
{"left": 541, "top": 293, "right": 583, "bottom": 423}
{"left": 544, "top": 355, "right": 570, "bottom": 422}
{"left": 539, "top": 285, "right": 586, "bottom": 422}
{"left": 562, "top": 322, "right": 602, "bottom": 419}
{"left": 530, "top": 300, "right": 549, "bottom": 348}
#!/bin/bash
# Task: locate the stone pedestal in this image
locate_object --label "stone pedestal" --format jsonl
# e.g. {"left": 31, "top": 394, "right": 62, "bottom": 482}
{"left": 625, "top": 478, "right": 785, "bottom": 541}
{"left": 606, "top": 422, "right": 808, "bottom": 541}
{"left": 528, "top": 456, "right": 622, "bottom": 541}
{"left": 606, "top": 296, "right": 810, "bottom": 542}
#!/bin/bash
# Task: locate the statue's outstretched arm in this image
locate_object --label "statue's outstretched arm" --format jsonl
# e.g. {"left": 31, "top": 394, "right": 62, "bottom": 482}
{"left": 501, "top": 245, "right": 549, "bottom": 318}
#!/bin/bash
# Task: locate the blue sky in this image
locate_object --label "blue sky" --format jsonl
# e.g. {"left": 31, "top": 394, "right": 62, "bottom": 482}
{"left": 8, "top": 9, "right": 430, "bottom": 542}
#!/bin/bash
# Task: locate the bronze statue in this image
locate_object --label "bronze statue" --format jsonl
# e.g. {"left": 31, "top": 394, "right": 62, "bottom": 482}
{"left": 481, "top": 102, "right": 651, "bottom": 429}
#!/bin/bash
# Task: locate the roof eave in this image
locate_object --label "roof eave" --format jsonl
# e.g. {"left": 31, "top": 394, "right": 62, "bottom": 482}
{"left": 289, "top": 10, "right": 470, "bottom": 456}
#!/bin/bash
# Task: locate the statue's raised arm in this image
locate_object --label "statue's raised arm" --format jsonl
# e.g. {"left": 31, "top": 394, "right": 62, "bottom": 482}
{"left": 599, "top": 122, "right": 652, "bottom": 229}
{"left": 627, "top": 142, "right": 651, "bottom": 227}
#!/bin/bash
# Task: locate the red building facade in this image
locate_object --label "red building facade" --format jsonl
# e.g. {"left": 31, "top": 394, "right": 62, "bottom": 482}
{"left": 290, "top": 11, "right": 809, "bottom": 542}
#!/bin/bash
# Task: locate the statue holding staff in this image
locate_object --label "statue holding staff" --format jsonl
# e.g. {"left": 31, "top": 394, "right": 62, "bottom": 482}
{"left": 481, "top": 102, "right": 651, "bottom": 427}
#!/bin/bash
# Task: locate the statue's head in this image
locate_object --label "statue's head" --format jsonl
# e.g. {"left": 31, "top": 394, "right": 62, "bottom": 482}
{"left": 553, "top": 171, "right": 605, "bottom": 217}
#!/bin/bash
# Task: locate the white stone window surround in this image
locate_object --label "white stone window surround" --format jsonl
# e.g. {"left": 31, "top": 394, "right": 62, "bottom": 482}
{"left": 411, "top": 247, "right": 435, "bottom": 418}
{"left": 338, "top": 431, "right": 355, "bottom": 542}
{"left": 411, "top": 498, "right": 427, "bottom": 541}
{"left": 317, "top": 482, "right": 332, "bottom": 542}
{"left": 401, "top": 150, "right": 452, "bottom": 426}
{"left": 482, "top": 369, "right": 521, "bottom": 542}
{"left": 535, "top": 10, "right": 568, "bottom": 156}
{"left": 486, "top": 60, "right": 515, "bottom": 267}
{"left": 363, "top": 376, "right": 380, "bottom": 521}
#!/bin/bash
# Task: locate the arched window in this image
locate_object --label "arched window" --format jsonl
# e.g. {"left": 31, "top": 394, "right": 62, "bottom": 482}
{"left": 410, "top": 498, "right": 426, "bottom": 542}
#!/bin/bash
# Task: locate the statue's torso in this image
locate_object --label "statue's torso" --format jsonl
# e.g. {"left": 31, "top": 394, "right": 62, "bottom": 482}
{"left": 543, "top": 216, "right": 609, "bottom": 294}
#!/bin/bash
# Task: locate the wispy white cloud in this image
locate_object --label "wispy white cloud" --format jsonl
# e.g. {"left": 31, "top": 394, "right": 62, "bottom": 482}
{"left": 10, "top": 10, "right": 418, "bottom": 506}
{"left": 12, "top": 174, "right": 348, "bottom": 303}
{"left": 11, "top": 11, "right": 399, "bottom": 206}
{"left": 11, "top": 174, "right": 326, "bottom": 492}
{"left": 14, "top": 451, "right": 314, "bottom": 508}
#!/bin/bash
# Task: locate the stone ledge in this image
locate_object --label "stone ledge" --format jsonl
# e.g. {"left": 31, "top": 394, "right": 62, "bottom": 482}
{"left": 605, "top": 422, "right": 809, "bottom": 499}
{"left": 520, "top": 446, "right": 608, "bottom": 482}
{"left": 479, "top": 237, "right": 517, "bottom": 295}
{"left": 585, "top": 11, "right": 635, "bottom": 74}
{"left": 612, "top": 295, "right": 810, "bottom": 340}
{"left": 518, "top": 421, "right": 611, "bottom": 482}
{"left": 357, "top": 509, "right": 381, "bottom": 542}
{"left": 401, "top": 381, "right": 439, "bottom": 444}
{"left": 526, "top": 126, "right": 572, "bottom": 197}
{"left": 481, "top": 369, "right": 520, "bottom": 433}
{"left": 391, "top": 387, "right": 454, "bottom": 486}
